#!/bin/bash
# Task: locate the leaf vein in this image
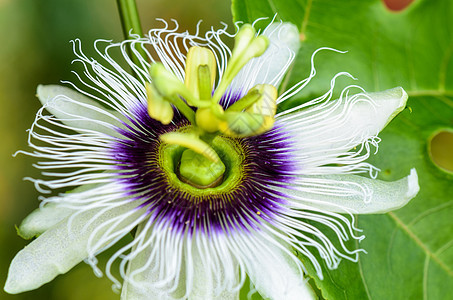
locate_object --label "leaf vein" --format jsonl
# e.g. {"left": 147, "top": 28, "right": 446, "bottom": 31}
{"left": 408, "top": 200, "right": 453, "bottom": 227}
{"left": 438, "top": 39, "right": 453, "bottom": 92}
{"left": 436, "top": 239, "right": 453, "bottom": 256}
{"left": 423, "top": 255, "right": 430, "bottom": 300}
{"left": 356, "top": 238, "right": 372, "bottom": 300}
{"left": 388, "top": 212, "right": 453, "bottom": 278}
{"left": 299, "top": 0, "right": 313, "bottom": 38}
{"left": 407, "top": 90, "right": 453, "bottom": 98}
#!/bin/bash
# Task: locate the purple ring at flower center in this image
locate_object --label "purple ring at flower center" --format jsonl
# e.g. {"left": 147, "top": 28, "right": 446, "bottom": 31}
{"left": 112, "top": 101, "right": 296, "bottom": 234}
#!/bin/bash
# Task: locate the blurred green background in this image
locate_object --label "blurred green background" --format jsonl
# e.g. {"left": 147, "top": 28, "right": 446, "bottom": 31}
{"left": 0, "top": 0, "right": 231, "bottom": 299}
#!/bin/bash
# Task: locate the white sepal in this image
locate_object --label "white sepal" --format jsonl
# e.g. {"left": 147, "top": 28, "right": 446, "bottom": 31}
{"left": 284, "top": 168, "right": 419, "bottom": 214}
{"left": 37, "top": 85, "right": 126, "bottom": 137}
{"left": 279, "top": 87, "right": 409, "bottom": 173}
{"left": 18, "top": 203, "right": 74, "bottom": 239}
{"left": 18, "top": 185, "right": 99, "bottom": 239}
{"left": 241, "top": 235, "right": 316, "bottom": 300}
{"left": 120, "top": 222, "right": 185, "bottom": 300}
{"left": 229, "top": 22, "right": 300, "bottom": 95}
{"left": 257, "top": 22, "right": 300, "bottom": 87}
{"left": 4, "top": 201, "right": 140, "bottom": 294}
{"left": 190, "top": 243, "right": 239, "bottom": 300}
{"left": 121, "top": 223, "right": 239, "bottom": 300}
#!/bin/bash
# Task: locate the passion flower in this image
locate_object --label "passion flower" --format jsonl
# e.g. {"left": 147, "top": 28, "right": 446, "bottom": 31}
{"left": 5, "top": 20, "right": 419, "bottom": 299}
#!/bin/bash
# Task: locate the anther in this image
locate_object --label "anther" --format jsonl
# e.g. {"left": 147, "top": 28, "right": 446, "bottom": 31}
{"left": 146, "top": 83, "right": 173, "bottom": 125}
{"left": 184, "top": 46, "right": 216, "bottom": 100}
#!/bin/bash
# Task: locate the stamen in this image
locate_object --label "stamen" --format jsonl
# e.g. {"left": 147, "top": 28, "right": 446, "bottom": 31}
{"left": 245, "top": 84, "right": 277, "bottom": 117}
{"left": 150, "top": 63, "right": 207, "bottom": 108}
{"left": 227, "top": 84, "right": 277, "bottom": 115}
{"left": 146, "top": 24, "right": 277, "bottom": 187}
{"left": 218, "top": 111, "right": 273, "bottom": 137}
{"left": 211, "top": 26, "right": 270, "bottom": 104}
{"left": 145, "top": 83, "right": 173, "bottom": 125}
{"left": 226, "top": 88, "right": 262, "bottom": 112}
{"left": 150, "top": 63, "right": 193, "bottom": 100}
{"left": 232, "top": 24, "right": 256, "bottom": 55}
{"left": 148, "top": 63, "right": 196, "bottom": 124}
{"left": 219, "top": 84, "right": 277, "bottom": 137}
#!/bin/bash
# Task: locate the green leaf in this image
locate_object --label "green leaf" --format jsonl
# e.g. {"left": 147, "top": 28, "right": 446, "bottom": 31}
{"left": 232, "top": 0, "right": 453, "bottom": 299}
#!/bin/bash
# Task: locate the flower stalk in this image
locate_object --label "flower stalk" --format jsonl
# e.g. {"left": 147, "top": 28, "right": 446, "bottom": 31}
{"left": 116, "top": 0, "right": 148, "bottom": 69}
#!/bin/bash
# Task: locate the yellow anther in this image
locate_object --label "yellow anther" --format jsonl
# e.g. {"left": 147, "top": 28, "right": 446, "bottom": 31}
{"left": 150, "top": 63, "right": 198, "bottom": 106}
{"left": 227, "top": 84, "right": 277, "bottom": 115}
{"left": 146, "top": 83, "right": 173, "bottom": 124}
{"left": 218, "top": 109, "right": 276, "bottom": 138}
{"left": 255, "top": 115, "right": 275, "bottom": 135}
{"left": 184, "top": 46, "right": 217, "bottom": 100}
{"left": 218, "top": 84, "right": 277, "bottom": 137}
{"left": 160, "top": 132, "right": 220, "bottom": 162}
{"left": 230, "top": 36, "right": 269, "bottom": 77}
{"left": 150, "top": 63, "right": 183, "bottom": 96}
{"left": 246, "top": 84, "right": 277, "bottom": 116}
{"left": 218, "top": 111, "right": 262, "bottom": 137}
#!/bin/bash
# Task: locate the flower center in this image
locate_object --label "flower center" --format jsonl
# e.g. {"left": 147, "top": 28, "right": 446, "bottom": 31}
{"left": 146, "top": 24, "right": 278, "bottom": 188}
{"left": 159, "top": 132, "right": 245, "bottom": 195}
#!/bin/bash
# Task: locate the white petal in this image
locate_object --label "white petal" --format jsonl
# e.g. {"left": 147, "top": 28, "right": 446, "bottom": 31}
{"left": 190, "top": 244, "right": 239, "bottom": 300}
{"left": 18, "top": 185, "right": 99, "bottom": 239}
{"left": 121, "top": 222, "right": 184, "bottom": 300}
{"left": 37, "top": 85, "right": 126, "bottom": 136}
{"left": 4, "top": 202, "right": 139, "bottom": 294}
{"left": 283, "top": 168, "right": 419, "bottom": 214}
{"left": 18, "top": 203, "right": 74, "bottom": 239}
{"left": 280, "top": 87, "right": 408, "bottom": 165}
{"left": 121, "top": 264, "right": 175, "bottom": 300}
{"left": 258, "top": 22, "right": 300, "bottom": 86}
{"left": 121, "top": 224, "right": 239, "bottom": 300}
{"left": 229, "top": 22, "right": 300, "bottom": 94}
{"left": 240, "top": 235, "right": 316, "bottom": 300}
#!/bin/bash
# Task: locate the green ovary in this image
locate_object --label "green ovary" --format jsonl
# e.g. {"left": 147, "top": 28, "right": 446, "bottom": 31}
{"left": 159, "top": 135, "right": 244, "bottom": 194}
{"left": 179, "top": 149, "right": 226, "bottom": 188}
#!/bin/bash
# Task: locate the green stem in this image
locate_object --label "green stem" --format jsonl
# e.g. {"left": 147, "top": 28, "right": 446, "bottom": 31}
{"left": 116, "top": 0, "right": 148, "bottom": 67}
{"left": 117, "top": 0, "right": 143, "bottom": 36}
